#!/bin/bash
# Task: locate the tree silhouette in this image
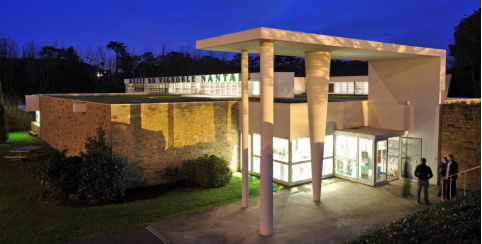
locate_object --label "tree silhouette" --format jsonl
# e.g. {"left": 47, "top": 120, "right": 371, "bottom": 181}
{"left": 448, "top": 8, "right": 481, "bottom": 98}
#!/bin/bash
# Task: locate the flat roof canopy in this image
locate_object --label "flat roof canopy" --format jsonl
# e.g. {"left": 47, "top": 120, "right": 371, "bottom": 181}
{"left": 196, "top": 28, "right": 445, "bottom": 61}
{"left": 336, "top": 126, "right": 406, "bottom": 139}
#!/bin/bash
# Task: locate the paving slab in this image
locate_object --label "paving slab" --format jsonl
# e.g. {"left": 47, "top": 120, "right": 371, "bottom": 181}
{"left": 149, "top": 178, "right": 441, "bottom": 244}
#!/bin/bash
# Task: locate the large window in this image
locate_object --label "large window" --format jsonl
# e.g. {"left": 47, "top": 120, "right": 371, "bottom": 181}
{"left": 336, "top": 135, "right": 357, "bottom": 160}
{"left": 292, "top": 135, "right": 333, "bottom": 163}
{"left": 332, "top": 82, "right": 355, "bottom": 94}
{"left": 274, "top": 162, "right": 289, "bottom": 182}
{"left": 323, "top": 158, "right": 333, "bottom": 175}
{"left": 376, "top": 140, "right": 387, "bottom": 183}
{"left": 253, "top": 134, "right": 260, "bottom": 156}
{"left": 336, "top": 159, "right": 357, "bottom": 178}
{"left": 292, "top": 162, "right": 312, "bottom": 182}
{"left": 355, "top": 82, "right": 368, "bottom": 94}
{"left": 273, "top": 137, "right": 289, "bottom": 163}
{"left": 292, "top": 138, "right": 310, "bottom": 163}
{"left": 253, "top": 156, "right": 260, "bottom": 174}
{"left": 359, "top": 138, "right": 373, "bottom": 181}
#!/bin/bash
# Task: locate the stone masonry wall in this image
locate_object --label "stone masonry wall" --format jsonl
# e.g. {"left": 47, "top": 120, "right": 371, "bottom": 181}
{"left": 40, "top": 96, "right": 112, "bottom": 156}
{"left": 111, "top": 101, "right": 239, "bottom": 188}
{"left": 441, "top": 103, "right": 481, "bottom": 192}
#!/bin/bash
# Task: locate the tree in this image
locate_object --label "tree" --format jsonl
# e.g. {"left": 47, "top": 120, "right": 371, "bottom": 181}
{"left": 106, "top": 41, "right": 127, "bottom": 73}
{"left": 0, "top": 81, "right": 6, "bottom": 143}
{"left": 448, "top": 8, "right": 481, "bottom": 98}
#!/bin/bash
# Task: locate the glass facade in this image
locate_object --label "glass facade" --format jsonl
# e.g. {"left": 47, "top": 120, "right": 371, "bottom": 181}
{"left": 126, "top": 80, "right": 265, "bottom": 96}
{"left": 247, "top": 134, "right": 334, "bottom": 186}
{"left": 329, "top": 82, "right": 368, "bottom": 95}
{"left": 243, "top": 131, "right": 402, "bottom": 187}
{"left": 359, "top": 138, "right": 373, "bottom": 182}
{"left": 376, "top": 140, "right": 388, "bottom": 183}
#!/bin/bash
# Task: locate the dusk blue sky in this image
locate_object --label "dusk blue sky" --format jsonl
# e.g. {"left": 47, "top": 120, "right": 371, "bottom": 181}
{"left": 1, "top": 0, "right": 480, "bottom": 57}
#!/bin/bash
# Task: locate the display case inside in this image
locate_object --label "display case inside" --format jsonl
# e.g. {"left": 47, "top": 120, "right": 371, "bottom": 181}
{"left": 387, "top": 137, "right": 400, "bottom": 179}
{"left": 273, "top": 137, "right": 289, "bottom": 163}
{"left": 358, "top": 138, "right": 373, "bottom": 181}
{"left": 336, "top": 159, "right": 357, "bottom": 178}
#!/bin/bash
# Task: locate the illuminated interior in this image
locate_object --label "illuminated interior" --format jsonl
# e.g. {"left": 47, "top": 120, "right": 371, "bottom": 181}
{"left": 246, "top": 134, "right": 335, "bottom": 187}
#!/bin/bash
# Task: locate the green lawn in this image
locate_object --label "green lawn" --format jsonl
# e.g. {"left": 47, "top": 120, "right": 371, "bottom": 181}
{"left": 0, "top": 132, "right": 284, "bottom": 244}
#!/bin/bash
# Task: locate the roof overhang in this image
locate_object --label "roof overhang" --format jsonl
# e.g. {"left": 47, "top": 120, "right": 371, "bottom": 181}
{"left": 196, "top": 27, "right": 445, "bottom": 61}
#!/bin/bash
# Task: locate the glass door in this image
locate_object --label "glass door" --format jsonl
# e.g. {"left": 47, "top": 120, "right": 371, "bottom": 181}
{"left": 375, "top": 139, "right": 388, "bottom": 184}
{"left": 400, "top": 137, "right": 422, "bottom": 182}
{"left": 387, "top": 137, "right": 400, "bottom": 181}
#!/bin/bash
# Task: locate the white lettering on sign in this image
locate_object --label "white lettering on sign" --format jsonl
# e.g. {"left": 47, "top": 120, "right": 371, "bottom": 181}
{"left": 124, "top": 73, "right": 248, "bottom": 84}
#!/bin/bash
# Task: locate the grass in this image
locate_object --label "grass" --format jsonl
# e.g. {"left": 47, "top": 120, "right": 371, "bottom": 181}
{"left": 0, "top": 132, "right": 285, "bottom": 244}
{"left": 345, "top": 192, "right": 481, "bottom": 244}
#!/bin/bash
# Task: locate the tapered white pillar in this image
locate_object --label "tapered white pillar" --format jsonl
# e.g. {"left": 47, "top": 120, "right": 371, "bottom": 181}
{"left": 260, "top": 42, "right": 274, "bottom": 236}
{"left": 241, "top": 50, "right": 249, "bottom": 208}
{"left": 306, "top": 51, "right": 331, "bottom": 202}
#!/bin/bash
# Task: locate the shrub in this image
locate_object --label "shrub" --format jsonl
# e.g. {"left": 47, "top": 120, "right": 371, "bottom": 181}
{"left": 30, "top": 149, "right": 82, "bottom": 195}
{"left": 5, "top": 95, "right": 33, "bottom": 132}
{"left": 29, "top": 126, "right": 125, "bottom": 203}
{"left": 77, "top": 126, "right": 125, "bottom": 203}
{"left": 162, "top": 154, "right": 233, "bottom": 188}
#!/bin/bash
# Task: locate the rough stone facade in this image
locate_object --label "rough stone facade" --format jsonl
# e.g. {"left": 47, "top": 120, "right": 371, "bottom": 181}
{"left": 441, "top": 103, "right": 481, "bottom": 192}
{"left": 111, "top": 101, "right": 239, "bottom": 188}
{"left": 39, "top": 96, "right": 112, "bottom": 156}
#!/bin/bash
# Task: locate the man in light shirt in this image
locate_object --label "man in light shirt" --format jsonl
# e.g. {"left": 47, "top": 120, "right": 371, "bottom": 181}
{"left": 445, "top": 154, "right": 459, "bottom": 199}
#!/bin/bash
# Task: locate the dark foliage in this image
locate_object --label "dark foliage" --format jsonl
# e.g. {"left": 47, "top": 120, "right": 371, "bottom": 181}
{"left": 0, "top": 82, "right": 6, "bottom": 142}
{"left": 0, "top": 34, "right": 369, "bottom": 102}
{"left": 346, "top": 192, "right": 481, "bottom": 244}
{"left": 28, "top": 126, "right": 125, "bottom": 203}
{"left": 448, "top": 8, "right": 481, "bottom": 98}
{"left": 162, "top": 154, "right": 233, "bottom": 188}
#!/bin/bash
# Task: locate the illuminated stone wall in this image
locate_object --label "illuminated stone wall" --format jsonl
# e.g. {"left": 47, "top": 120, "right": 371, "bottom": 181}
{"left": 111, "top": 101, "right": 239, "bottom": 188}
{"left": 441, "top": 103, "right": 481, "bottom": 192}
{"left": 39, "top": 96, "right": 112, "bottom": 156}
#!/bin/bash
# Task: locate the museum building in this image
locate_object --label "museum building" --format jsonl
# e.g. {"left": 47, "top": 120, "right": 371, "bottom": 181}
{"left": 23, "top": 28, "right": 450, "bottom": 193}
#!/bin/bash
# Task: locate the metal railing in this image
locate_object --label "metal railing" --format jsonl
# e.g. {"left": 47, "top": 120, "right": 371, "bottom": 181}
{"left": 441, "top": 165, "right": 481, "bottom": 201}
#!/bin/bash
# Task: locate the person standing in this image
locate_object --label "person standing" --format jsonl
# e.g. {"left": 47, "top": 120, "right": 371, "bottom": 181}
{"left": 445, "top": 154, "right": 459, "bottom": 199}
{"left": 437, "top": 157, "right": 448, "bottom": 197}
{"left": 414, "top": 158, "right": 433, "bottom": 205}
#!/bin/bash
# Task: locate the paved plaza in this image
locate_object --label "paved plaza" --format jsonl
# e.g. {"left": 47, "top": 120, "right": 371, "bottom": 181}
{"left": 75, "top": 178, "right": 441, "bottom": 244}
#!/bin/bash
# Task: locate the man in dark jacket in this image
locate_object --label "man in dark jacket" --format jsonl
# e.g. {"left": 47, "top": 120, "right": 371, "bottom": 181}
{"left": 414, "top": 158, "right": 433, "bottom": 205}
{"left": 437, "top": 157, "right": 448, "bottom": 197}
{"left": 445, "top": 154, "right": 459, "bottom": 199}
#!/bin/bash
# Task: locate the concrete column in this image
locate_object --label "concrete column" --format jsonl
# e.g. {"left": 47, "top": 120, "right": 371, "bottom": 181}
{"left": 241, "top": 50, "right": 249, "bottom": 208}
{"left": 260, "top": 42, "right": 274, "bottom": 236}
{"left": 305, "top": 51, "right": 331, "bottom": 202}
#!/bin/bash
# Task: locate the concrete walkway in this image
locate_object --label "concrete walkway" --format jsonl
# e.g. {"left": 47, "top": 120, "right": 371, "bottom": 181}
{"left": 148, "top": 178, "right": 440, "bottom": 244}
